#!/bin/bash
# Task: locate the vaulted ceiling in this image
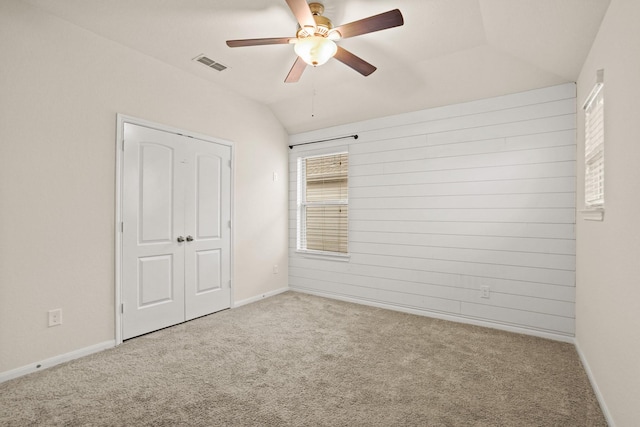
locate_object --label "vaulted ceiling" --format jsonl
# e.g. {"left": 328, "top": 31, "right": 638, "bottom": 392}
{"left": 22, "top": 0, "right": 610, "bottom": 134}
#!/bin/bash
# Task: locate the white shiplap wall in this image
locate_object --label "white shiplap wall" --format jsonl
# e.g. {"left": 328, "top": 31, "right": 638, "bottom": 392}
{"left": 288, "top": 84, "right": 576, "bottom": 338}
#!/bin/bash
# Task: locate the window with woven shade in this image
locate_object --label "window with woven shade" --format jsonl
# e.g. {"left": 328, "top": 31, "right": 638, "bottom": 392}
{"left": 297, "top": 153, "right": 348, "bottom": 255}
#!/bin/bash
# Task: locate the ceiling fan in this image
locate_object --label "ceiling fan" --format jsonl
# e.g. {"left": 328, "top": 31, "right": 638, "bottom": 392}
{"left": 226, "top": 0, "right": 404, "bottom": 83}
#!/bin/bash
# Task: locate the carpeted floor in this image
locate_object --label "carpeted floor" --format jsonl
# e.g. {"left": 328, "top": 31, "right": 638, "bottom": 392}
{"left": 0, "top": 292, "right": 606, "bottom": 426}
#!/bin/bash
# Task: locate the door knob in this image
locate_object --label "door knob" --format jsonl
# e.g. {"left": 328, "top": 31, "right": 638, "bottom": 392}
{"left": 177, "top": 236, "right": 185, "bottom": 243}
{"left": 186, "top": 235, "right": 194, "bottom": 242}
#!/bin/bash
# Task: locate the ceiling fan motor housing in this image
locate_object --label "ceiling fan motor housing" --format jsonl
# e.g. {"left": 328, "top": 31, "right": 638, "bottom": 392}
{"left": 297, "top": 2, "right": 332, "bottom": 38}
{"left": 309, "top": 2, "right": 325, "bottom": 15}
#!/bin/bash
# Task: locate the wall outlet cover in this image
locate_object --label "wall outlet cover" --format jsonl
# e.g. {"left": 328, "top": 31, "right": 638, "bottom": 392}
{"left": 48, "top": 309, "right": 62, "bottom": 327}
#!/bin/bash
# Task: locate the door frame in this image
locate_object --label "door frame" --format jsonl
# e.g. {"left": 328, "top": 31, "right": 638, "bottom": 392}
{"left": 115, "top": 114, "right": 235, "bottom": 345}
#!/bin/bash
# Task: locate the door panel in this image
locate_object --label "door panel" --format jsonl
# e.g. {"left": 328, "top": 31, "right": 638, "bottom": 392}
{"left": 196, "top": 155, "right": 221, "bottom": 239}
{"left": 139, "top": 144, "right": 175, "bottom": 243}
{"left": 196, "top": 249, "right": 221, "bottom": 293}
{"left": 138, "top": 255, "right": 174, "bottom": 307}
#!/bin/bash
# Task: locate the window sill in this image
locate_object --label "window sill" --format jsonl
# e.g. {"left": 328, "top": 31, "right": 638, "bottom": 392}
{"left": 296, "top": 250, "right": 351, "bottom": 262}
{"left": 580, "top": 208, "right": 604, "bottom": 221}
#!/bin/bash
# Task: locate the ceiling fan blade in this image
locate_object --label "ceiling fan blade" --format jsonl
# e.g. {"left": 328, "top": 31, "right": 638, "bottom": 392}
{"left": 285, "top": 0, "right": 316, "bottom": 30}
{"left": 226, "top": 37, "right": 296, "bottom": 47}
{"left": 334, "top": 46, "right": 376, "bottom": 76}
{"left": 285, "top": 57, "right": 307, "bottom": 83}
{"left": 331, "top": 9, "right": 404, "bottom": 39}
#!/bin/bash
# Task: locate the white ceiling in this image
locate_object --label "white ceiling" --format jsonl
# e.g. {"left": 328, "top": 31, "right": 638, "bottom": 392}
{"left": 23, "top": 0, "right": 610, "bottom": 134}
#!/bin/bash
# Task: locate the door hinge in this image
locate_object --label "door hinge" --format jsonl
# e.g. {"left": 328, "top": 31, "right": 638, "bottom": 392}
{"left": 228, "top": 280, "right": 232, "bottom": 288}
{"left": 121, "top": 303, "right": 124, "bottom": 314}
{"left": 121, "top": 222, "right": 124, "bottom": 233}
{"left": 228, "top": 220, "right": 232, "bottom": 228}
{"left": 228, "top": 160, "right": 232, "bottom": 168}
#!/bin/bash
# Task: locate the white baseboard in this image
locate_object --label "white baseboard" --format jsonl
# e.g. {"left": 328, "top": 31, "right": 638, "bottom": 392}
{"left": 233, "top": 286, "right": 290, "bottom": 308}
{"left": 0, "top": 340, "right": 116, "bottom": 384}
{"left": 291, "top": 288, "right": 575, "bottom": 343}
{"left": 575, "top": 339, "right": 615, "bottom": 426}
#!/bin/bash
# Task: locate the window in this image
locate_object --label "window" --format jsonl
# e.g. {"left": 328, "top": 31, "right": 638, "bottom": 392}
{"left": 583, "top": 70, "right": 604, "bottom": 210}
{"left": 297, "top": 152, "right": 348, "bottom": 255}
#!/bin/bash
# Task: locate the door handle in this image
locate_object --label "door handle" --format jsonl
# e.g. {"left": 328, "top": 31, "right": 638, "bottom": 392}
{"left": 177, "top": 236, "right": 185, "bottom": 243}
{"left": 186, "top": 235, "right": 194, "bottom": 242}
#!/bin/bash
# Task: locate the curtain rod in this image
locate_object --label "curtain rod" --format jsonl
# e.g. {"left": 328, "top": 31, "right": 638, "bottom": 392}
{"left": 289, "top": 134, "right": 358, "bottom": 149}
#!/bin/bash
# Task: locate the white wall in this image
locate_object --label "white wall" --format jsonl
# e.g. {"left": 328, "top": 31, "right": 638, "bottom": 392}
{"left": 289, "top": 84, "right": 577, "bottom": 339}
{"left": 0, "top": 0, "right": 289, "bottom": 374}
{"left": 575, "top": 0, "right": 640, "bottom": 425}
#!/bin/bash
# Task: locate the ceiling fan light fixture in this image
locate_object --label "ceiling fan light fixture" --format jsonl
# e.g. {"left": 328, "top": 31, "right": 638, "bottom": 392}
{"left": 294, "top": 36, "right": 337, "bottom": 66}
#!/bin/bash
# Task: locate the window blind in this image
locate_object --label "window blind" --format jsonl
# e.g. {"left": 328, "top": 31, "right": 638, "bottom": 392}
{"left": 584, "top": 82, "right": 604, "bottom": 207}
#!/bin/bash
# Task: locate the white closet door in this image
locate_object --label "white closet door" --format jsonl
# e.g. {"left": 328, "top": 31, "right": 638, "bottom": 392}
{"left": 184, "top": 139, "right": 231, "bottom": 320}
{"left": 122, "top": 124, "right": 187, "bottom": 339}
{"left": 121, "top": 123, "right": 231, "bottom": 339}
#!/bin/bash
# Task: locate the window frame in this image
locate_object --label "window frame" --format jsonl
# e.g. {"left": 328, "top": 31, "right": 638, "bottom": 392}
{"left": 296, "top": 151, "right": 350, "bottom": 259}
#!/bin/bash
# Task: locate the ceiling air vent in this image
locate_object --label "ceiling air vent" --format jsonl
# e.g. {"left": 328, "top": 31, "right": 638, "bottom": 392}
{"left": 193, "top": 54, "right": 227, "bottom": 72}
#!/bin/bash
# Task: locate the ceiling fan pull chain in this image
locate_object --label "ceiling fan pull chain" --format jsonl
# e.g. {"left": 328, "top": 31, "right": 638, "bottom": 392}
{"left": 312, "top": 89, "right": 316, "bottom": 118}
{"left": 311, "top": 69, "right": 317, "bottom": 118}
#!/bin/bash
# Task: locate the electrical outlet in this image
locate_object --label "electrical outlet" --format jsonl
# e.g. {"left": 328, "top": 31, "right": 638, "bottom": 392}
{"left": 273, "top": 265, "right": 279, "bottom": 274}
{"left": 480, "top": 286, "right": 490, "bottom": 299}
{"left": 48, "top": 309, "right": 62, "bottom": 327}
{"left": 273, "top": 172, "right": 279, "bottom": 182}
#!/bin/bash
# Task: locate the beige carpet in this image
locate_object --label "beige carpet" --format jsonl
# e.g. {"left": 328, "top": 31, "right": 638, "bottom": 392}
{"left": 0, "top": 292, "right": 606, "bottom": 426}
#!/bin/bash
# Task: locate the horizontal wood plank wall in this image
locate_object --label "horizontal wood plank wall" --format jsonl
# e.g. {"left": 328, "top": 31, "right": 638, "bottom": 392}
{"left": 289, "top": 84, "right": 576, "bottom": 337}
